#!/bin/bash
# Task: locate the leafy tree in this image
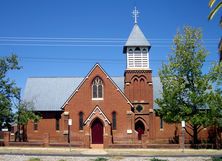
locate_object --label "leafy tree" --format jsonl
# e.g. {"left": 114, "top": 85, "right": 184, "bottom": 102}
{"left": 206, "top": 63, "right": 222, "bottom": 148}
{"left": 155, "top": 26, "right": 210, "bottom": 145}
{"left": 14, "top": 101, "right": 41, "bottom": 142}
{"left": 0, "top": 54, "right": 21, "bottom": 129}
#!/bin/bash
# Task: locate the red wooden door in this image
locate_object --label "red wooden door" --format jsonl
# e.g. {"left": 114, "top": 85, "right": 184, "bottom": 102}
{"left": 91, "top": 118, "right": 103, "bottom": 144}
{"left": 136, "top": 127, "right": 144, "bottom": 140}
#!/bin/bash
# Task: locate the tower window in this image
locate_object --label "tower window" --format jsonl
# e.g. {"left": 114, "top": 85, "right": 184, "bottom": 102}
{"left": 79, "top": 112, "right": 84, "bottom": 130}
{"left": 112, "top": 112, "right": 116, "bottom": 130}
{"left": 128, "top": 49, "right": 133, "bottom": 53}
{"left": 92, "top": 77, "right": 103, "bottom": 100}
{"left": 134, "top": 47, "right": 141, "bottom": 52}
{"left": 142, "top": 48, "right": 147, "bottom": 53}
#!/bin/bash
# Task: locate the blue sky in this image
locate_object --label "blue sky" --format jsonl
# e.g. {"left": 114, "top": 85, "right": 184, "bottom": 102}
{"left": 0, "top": 0, "right": 221, "bottom": 96}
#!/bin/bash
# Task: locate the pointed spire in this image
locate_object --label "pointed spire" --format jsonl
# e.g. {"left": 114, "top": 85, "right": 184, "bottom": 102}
{"left": 132, "top": 7, "right": 139, "bottom": 24}
{"left": 123, "top": 24, "right": 151, "bottom": 53}
{"left": 123, "top": 7, "right": 151, "bottom": 53}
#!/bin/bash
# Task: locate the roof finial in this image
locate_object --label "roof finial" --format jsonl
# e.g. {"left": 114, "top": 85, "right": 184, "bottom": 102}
{"left": 132, "top": 7, "right": 139, "bottom": 24}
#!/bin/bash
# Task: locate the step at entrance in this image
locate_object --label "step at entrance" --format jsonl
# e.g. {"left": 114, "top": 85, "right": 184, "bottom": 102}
{"left": 90, "top": 144, "right": 104, "bottom": 149}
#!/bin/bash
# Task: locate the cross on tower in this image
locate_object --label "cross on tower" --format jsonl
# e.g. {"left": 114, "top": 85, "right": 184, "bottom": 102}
{"left": 132, "top": 7, "right": 139, "bottom": 24}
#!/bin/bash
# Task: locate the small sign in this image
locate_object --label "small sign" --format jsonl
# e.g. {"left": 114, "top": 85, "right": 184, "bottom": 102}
{"left": 181, "top": 120, "right": 185, "bottom": 128}
{"left": 63, "top": 130, "right": 68, "bottom": 135}
{"left": 127, "top": 129, "right": 132, "bottom": 134}
{"left": 68, "top": 119, "right": 72, "bottom": 126}
{"left": 2, "top": 128, "right": 8, "bottom": 132}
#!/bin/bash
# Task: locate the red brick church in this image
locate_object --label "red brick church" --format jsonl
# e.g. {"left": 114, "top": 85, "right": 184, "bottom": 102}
{"left": 23, "top": 8, "right": 208, "bottom": 148}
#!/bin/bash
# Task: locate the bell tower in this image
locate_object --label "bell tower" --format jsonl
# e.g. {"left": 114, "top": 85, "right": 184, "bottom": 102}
{"left": 124, "top": 7, "right": 153, "bottom": 114}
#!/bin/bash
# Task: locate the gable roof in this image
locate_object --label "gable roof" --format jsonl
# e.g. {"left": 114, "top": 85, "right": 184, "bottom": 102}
{"left": 123, "top": 23, "right": 151, "bottom": 53}
{"left": 60, "top": 63, "right": 133, "bottom": 109}
{"left": 23, "top": 66, "right": 162, "bottom": 111}
{"left": 23, "top": 76, "right": 125, "bottom": 111}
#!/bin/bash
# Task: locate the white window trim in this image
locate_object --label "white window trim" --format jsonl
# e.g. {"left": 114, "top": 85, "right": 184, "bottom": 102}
{"left": 92, "top": 97, "right": 104, "bottom": 100}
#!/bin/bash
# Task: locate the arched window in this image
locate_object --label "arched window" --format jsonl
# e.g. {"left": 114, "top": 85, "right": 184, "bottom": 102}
{"left": 33, "top": 120, "right": 38, "bottom": 131}
{"left": 142, "top": 48, "right": 147, "bottom": 53}
{"left": 79, "top": 112, "right": 84, "bottom": 130}
{"left": 128, "top": 48, "right": 133, "bottom": 53}
{"left": 134, "top": 47, "right": 141, "bottom": 52}
{"left": 92, "top": 77, "right": 103, "bottom": 100}
{"left": 160, "top": 117, "right": 164, "bottom": 129}
{"left": 55, "top": 114, "right": 60, "bottom": 131}
{"left": 112, "top": 112, "right": 116, "bottom": 130}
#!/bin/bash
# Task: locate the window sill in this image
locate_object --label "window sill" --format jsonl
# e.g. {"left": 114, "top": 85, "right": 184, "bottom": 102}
{"left": 92, "top": 98, "right": 103, "bottom": 101}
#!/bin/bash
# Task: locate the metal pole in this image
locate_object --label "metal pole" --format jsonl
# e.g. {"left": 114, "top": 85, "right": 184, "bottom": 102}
{"left": 181, "top": 120, "right": 185, "bottom": 152}
{"left": 68, "top": 118, "right": 72, "bottom": 152}
{"left": 182, "top": 127, "right": 185, "bottom": 152}
{"left": 68, "top": 124, "right": 71, "bottom": 152}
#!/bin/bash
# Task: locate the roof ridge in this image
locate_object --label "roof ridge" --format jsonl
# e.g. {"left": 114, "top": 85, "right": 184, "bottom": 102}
{"left": 27, "top": 76, "right": 127, "bottom": 79}
{"left": 28, "top": 76, "right": 159, "bottom": 78}
{"left": 28, "top": 76, "right": 85, "bottom": 78}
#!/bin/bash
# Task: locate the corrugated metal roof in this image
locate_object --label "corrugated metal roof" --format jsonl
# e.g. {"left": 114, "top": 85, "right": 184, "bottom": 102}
{"left": 152, "top": 77, "right": 162, "bottom": 109}
{"left": 23, "top": 76, "right": 162, "bottom": 111}
{"left": 23, "top": 77, "right": 84, "bottom": 111}
{"left": 123, "top": 23, "right": 151, "bottom": 53}
{"left": 23, "top": 77, "right": 125, "bottom": 111}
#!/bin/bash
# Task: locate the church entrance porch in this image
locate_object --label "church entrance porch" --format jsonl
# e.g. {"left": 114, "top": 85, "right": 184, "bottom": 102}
{"left": 91, "top": 118, "right": 104, "bottom": 144}
{"left": 84, "top": 106, "right": 111, "bottom": 148}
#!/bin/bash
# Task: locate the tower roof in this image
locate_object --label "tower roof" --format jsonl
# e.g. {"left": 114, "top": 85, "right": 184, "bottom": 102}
{"left": 123, "top": 23, "right": 151, "bottom": 53}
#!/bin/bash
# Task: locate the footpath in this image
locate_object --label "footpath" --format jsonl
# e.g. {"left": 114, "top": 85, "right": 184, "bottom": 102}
{"left": 0, "top": 147, "right": 222, "bottom": 157}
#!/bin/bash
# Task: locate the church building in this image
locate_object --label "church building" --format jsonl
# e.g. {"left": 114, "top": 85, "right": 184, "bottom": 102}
{"left": 24, "top": 8, "right": 208, "bottom": 148}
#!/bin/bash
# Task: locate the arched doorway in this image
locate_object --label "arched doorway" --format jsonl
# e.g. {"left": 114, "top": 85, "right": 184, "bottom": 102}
{"left": 135, "top": 120, "right": 145, "bottom": 140}
{"left": 91, "top": 118, "right": 103, "bottom": 144}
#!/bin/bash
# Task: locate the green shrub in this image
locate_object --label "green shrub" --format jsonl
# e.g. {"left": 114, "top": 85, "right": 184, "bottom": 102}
{"left": 212, "top": 157, "right": 222, "bottom": 161}
{"left": 94, "top": 157, "right": 108, "bottom": 161}
{"left": 28, "top": 158, "right": 41, "bottom": 161}
{"left": 150, "top": 158, "right": 168, "bottom": 161}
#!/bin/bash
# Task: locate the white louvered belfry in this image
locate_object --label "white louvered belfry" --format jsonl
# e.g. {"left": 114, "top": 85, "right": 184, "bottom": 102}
{"left": 127, "top": 47, "right": 149, "bottom": 69}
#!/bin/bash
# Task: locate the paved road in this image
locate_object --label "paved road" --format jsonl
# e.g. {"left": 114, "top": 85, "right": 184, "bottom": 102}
{"left": 0, "top": 148, "right": 221, "bottom": 161}
{"left": 0, "top": 154, "right": 216, "bottom": 161}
